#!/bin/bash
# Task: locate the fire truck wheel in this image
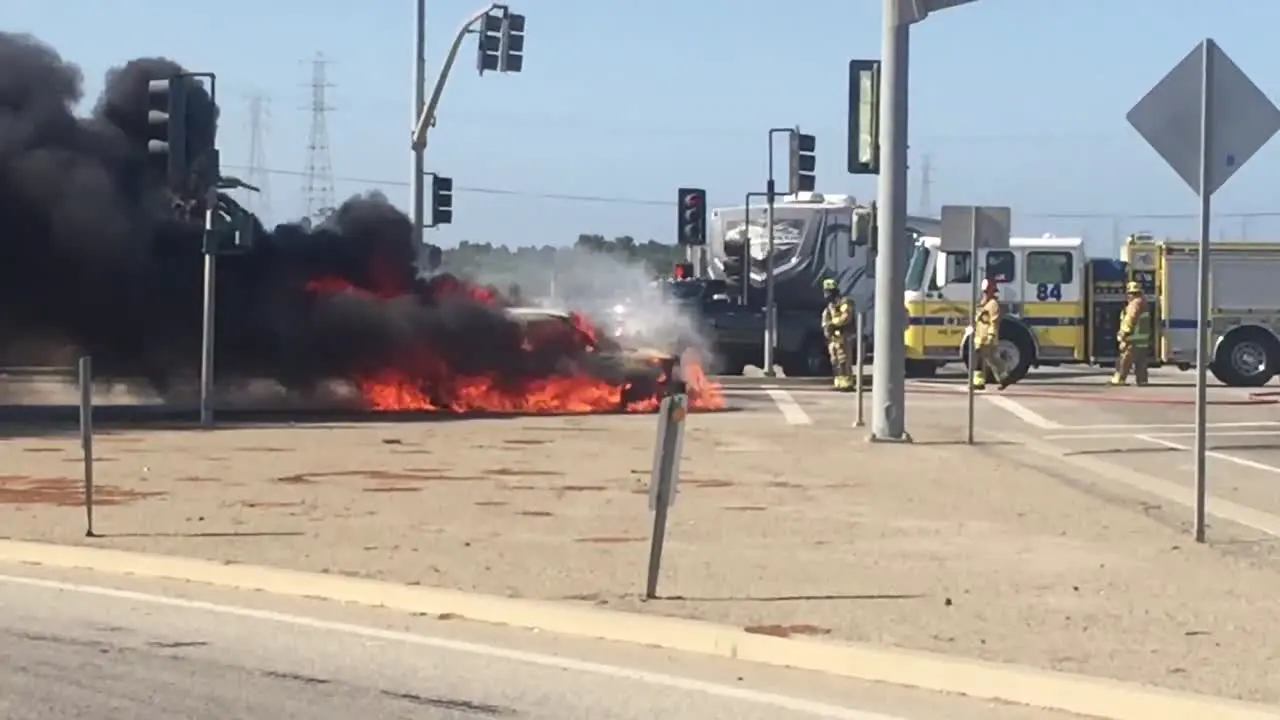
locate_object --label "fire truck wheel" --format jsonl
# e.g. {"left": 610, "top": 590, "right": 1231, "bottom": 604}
{"left": 1211, "top": 328, "right": 1278, "bottom": 387}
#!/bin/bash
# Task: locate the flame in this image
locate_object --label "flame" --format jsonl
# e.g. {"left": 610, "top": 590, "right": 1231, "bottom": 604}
{"left": 304, "top": 275, "right": 724, "bottom": 415}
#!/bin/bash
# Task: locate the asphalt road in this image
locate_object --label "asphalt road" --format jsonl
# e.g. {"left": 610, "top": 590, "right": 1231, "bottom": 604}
{"left": 0, "top": 565, "right": 1091, "bottom": 720}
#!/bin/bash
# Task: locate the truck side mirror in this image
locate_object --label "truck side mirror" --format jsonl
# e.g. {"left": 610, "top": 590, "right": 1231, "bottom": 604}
{"left": 852, "top": 204, "right": 877, "bottom": 255}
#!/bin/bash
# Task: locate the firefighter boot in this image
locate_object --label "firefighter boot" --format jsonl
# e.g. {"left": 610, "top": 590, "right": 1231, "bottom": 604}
{"left": 971, "top": 372, "right": 987, "bottom": 391}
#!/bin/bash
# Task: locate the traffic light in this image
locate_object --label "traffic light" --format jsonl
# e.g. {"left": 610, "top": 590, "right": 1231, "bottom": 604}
{"left": 477, "top": 11, "right": 503, "bottom": 74}
{"left": 429, "top": 173, "right": 453, "bottom": 226}
{"left": 146, "top": 77, "right": 189, "bottom": 192}
{"left": 677, "top": 187, "right": 707, "bottom": 245}
{"left": 478, "top": 8, "right": 525, "bottom": 75}
{"left": 722, "top": 237, "right": 748, "bottom": 302}
{"left": 788, "top": 130, "right": 816, "bottom": 194}
{"left": 500, "top": 13, "right": 525, "bottom": 72}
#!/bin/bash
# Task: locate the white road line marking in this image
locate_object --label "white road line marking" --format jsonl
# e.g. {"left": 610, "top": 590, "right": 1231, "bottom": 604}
{"left": 1043, "top": 430, "right": 1280, "bottom": 441}
{"left": 0, "top": 574, "right": 909, "bottom": 720}
{"left": 762, "top": 387, "right": 813, "bottom": 425}
{"left": 1051, "top": 421, "right": 1280, "bottom": 431}
{"left": 1007, "top": 431, "right": 1280, "bottom": 539}
{"left": 981, "top": 395, "right": 1063, "bottom": 429}
{"left": 1136, "top": 435, "right": 1280, "bottom": 476}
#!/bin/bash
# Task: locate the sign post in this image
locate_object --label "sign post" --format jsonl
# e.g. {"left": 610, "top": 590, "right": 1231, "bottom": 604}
{"left": 1126, "top": 38, "right": 1280, "bottom": 543}
{"left": 645, "top": 391, "right": 687, "bottom": 599}
{"left": 940, "top": 205, "right": 1011, "bottom": 445}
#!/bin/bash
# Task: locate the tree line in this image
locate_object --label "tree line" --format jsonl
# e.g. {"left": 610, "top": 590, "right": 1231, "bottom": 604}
{"left": 429, "top": 234, "right": 689, "bottom": 303}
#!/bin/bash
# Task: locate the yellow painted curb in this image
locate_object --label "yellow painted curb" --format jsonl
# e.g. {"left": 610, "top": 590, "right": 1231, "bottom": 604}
{"left": 0, "top": 539, "right": 1275, "bottom": 720}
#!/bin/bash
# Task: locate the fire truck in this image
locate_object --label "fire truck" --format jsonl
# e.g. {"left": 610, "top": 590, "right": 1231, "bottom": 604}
{"left": 902, "top": 233, "right": 1280, "bottom": 386}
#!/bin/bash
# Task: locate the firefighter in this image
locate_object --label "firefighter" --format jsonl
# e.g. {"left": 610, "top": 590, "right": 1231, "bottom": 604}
{"left": 971, "top": 277, "right": 1010, "bottom": 391}
{"left": 1111, "top": 281, "right": 1151, "bottom": 386}
{"left": 820, "top": 278, "right": 855, "bottom": 390}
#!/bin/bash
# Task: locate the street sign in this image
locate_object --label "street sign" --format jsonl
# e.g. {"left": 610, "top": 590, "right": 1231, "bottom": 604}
{"left": 898, "top": 0, "right": 978, "bottom": 24}
{"left": 1125, "top": 38, "right": 1280, "bottom": 545}
{"left": 939, "top": 205, "right": 1010, "bottom": 253}
{"left": 1127, "top": 39, "right": 1280, "bottom": 197}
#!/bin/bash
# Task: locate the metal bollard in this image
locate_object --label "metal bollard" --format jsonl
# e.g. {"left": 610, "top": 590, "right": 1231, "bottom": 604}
{"left": 645, "top": 391, "right": 688, "bottom": 600}
{"left": 854, "top": 311, "right": 866, "bottom": 427}
{"left": 78, "top": 356, "right": 97, "bottom": 537}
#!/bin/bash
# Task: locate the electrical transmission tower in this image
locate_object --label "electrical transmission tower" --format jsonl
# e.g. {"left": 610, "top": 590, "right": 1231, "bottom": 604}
{"left": 918, "top": 153, "right": 934, "bottom": 215}
{"left": 244, "top": 93, "right": 272, "bottom": 219}
{"left": 302, "top": 53, "right": 335, "bottom": 222}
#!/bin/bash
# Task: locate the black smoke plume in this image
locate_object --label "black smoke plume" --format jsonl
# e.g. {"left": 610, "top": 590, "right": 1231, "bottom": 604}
{"left": 0, "top": 32, "right": 544, "bottom": 399}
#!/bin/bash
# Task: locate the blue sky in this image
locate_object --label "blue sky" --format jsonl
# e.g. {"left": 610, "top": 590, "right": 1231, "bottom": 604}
{"left": 9, "top": 0, "right": 1280, "bottom": 254}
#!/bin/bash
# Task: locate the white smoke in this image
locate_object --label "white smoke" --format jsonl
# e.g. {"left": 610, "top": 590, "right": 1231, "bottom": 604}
{"left": 461, "top": 249, "right": 710, "bottom": 354}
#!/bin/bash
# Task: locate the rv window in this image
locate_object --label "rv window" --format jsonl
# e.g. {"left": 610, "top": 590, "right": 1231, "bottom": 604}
{"left": 1026, "top": 251, "right": 1074, "bottom": 284}
{"left": 985, "top": 251, "right": 1015, "bottom": 282}
{"left": 945, "top": 251, "right": 972, "bottom": 284}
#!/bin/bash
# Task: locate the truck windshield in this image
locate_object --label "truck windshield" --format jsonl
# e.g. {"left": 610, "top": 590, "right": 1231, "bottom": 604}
{"left": 905, "top": 244, "right": 932, "bottom": 291}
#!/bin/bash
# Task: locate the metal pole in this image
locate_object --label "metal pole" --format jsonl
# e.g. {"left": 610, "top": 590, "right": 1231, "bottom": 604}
{"left": 411, "top": 3, "right": 502, "bottom": 149}
{"left": 854, "top": 311, "right": 866, "bottom": 427}
{"left": 870, "top": 0, "right": 911, "bottom": 441}
{"left": 410, "top": 0, "right": 428, "bottom": 245}
{"left": 967, "top": 210, "right": 979, "bottom": 445}
{"left": 1192, "top": 45, "right": 1213, "bottom": 543}
{"left": 78, "top": 356, "right": 96, "bottom": 537}
{"left": 646, "top": 394, "right": 686, "bottom": 599}
{"left": 198, "top": 200, "right": 217, "bottom": 428}
{"left": 764, "top": 164, "right": 777, "bottom": 378}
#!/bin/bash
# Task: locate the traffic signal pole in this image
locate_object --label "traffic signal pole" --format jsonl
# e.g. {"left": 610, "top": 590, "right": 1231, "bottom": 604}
{"left": 410, "top": 0, "right": 428, "bottom": 242}
{"left": 870, "top": 0, "right": 911, "bottom": 441}
{"left": 199, "top": 185, "right": 218, "bottom": 428}
{"left": 410, "top": 2, "right": 502, "bottom": 151}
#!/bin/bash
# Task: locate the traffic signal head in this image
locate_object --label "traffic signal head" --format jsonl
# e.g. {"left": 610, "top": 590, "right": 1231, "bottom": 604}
{"left": 721, "top": 237, "right": 748, "bottom": 302}
{"left": 430, "top": 174, "right": 453, "bottom": 226}
{"left": 500, "top": 13, "right": 525, "bottom": 72}
{"left": 146, "top": 77, "right": 189, "bottom": 192}
{"left": 677, "top": 187, "right": 707, "bottom": 246}
{"left": 789, "top": 131, "right": 816, "bottom": 194}
{"left": 477, "top": 11, "right": 503, "bottom": 74}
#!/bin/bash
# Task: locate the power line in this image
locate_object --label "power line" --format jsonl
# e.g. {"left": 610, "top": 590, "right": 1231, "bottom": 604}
{"left": 217, "top": 163, "right": 1280, "bottom": 220}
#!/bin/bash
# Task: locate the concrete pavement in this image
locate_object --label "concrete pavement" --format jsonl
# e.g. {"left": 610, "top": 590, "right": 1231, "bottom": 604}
{"left": 3, "top": 563, "right": 1090, "bottom": 720}
{"left": 4, "top": 368, "right": 1280, "bottom": 712}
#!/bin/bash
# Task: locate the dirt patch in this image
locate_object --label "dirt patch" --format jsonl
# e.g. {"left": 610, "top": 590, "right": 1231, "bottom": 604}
{"left": 744, "top": 624, "right": 831, "bottom": 638}
{"left": 486, "top": 468, "right": 564, "bottom": 477}
{"left": 686, "top": 479, "right": 734, "bottom": 489}
{"left": 364, "top": 486, "right": 422, "bottom": 493}
{"left": 723, "top": 505, "right": 767, "bottom": 512}
{"left": 0, "top": 475, "right": 163, "bottom": 507}
{"left": 21, "top": 447, "right": 62, "bottom": 453}
{"left": 175, "top": 476, "right": 220, "bottom": 483}
{"left": 235, "top": 446, "right": 293, "bottom": 453}
{"left": 575, "top": 536, "right": 644, "bottom": 544}
{"left": 474, "top": 500, "right": 508, "bottom": 507}
{"left": 61, "top": 456, "right": 116, "bottom": 463}
{"left": 274, "top": 469, "right": 487, "bottom": 485}
{"left": 503, "top": 439, "right": 549, "bottom": 446}
{"left": 561, "top": 485, "right": 606, "bottom": 492}
{"left": 518, "top": 510, "right": 554, "bottom": 517}
{"left": 240, "top": 500, "right": 304, "bottom": 509}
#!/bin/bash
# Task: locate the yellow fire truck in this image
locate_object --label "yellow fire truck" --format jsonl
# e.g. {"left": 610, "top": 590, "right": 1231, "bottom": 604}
{"left": 902, "top": 233, "right": 1280, "bottom": 386}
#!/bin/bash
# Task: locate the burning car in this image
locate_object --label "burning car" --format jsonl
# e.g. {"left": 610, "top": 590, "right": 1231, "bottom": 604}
{"left": 504, "top": 306, "right": 679, "bottom": 409}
